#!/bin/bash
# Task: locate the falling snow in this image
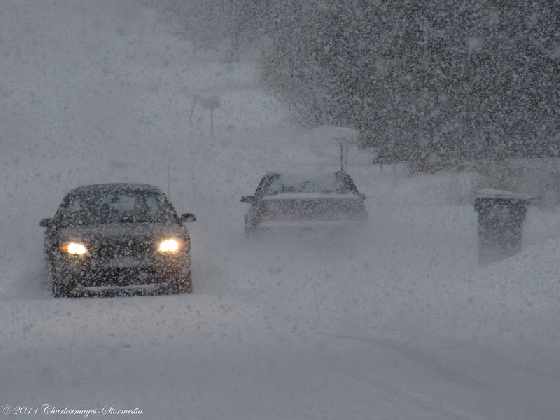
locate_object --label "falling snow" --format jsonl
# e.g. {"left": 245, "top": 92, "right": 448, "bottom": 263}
{"left": 1, "top": 1, "right": 560, "bottom": 419}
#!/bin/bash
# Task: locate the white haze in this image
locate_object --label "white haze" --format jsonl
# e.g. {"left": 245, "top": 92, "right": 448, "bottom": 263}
{"left": 1, "top": 1, "right": 560, "bottom": 419}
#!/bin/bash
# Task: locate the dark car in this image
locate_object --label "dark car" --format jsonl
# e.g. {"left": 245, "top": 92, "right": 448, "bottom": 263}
{"left": 39, "top": 183, "right": 196, "bottom": 297}
{"left": 241, "top": 170, "right": 367, "bottom": 235}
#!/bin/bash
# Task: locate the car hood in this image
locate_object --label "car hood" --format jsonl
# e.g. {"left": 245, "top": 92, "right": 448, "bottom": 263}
{"left": 57, "top": 223, "right": 186, "bottom": 242}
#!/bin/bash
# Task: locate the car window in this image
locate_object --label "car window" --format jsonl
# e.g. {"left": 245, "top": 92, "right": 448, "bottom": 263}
{"left": 101, "top": 194, "right": 137, "bottom": 212}
{"left": 58, "top": 191, "right": 178, "bottom": 226}
{"left": 265, "top": 174, "right": 356, "bottom": 195}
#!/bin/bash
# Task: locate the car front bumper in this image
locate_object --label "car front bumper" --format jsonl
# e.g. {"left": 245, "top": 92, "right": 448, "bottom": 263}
{"left": 53, "top": 254, "right": 191, "bottom": 296}
{"left": 71, "top": 281, "right": 174, "bottom": 297}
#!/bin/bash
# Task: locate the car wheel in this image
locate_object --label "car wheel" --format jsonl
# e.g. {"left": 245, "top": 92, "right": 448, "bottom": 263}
{"left": 48, "top": 261, "right": 76, "bottom": 298}
{"left": 48, "top": 262, "right": 65, "bottom": 298}
{"left": 244, "top": 217, "right": 256, "bottom": 238}
{"left": 181, "top": 272, "right": 193, "bottom": 294}
{"left": 51, "top": 274, "right": 73, "bottom": 298}
{"left": 167, "top": 271, "right": 193, "bottom": 295}
{"left": 51, "top": 281, "right": 65, "bottom": 298}
{"left": 52, "top": 277, "right": 76, "bottom": 298}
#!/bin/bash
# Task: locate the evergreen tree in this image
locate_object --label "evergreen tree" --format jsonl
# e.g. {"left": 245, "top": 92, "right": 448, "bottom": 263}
{"left": 261, "top": 0, "right": 560, "bottom": 162}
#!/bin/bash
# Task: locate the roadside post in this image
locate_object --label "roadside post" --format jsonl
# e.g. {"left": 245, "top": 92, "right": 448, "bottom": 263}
{"left": 474, "top": 189, "right": 532, "bottom": 266}
{"left": 189, "top": 94, "right": 221, "bottom": 137}
{"left": 305, "top": 125, "right": 358, "bottom": 171}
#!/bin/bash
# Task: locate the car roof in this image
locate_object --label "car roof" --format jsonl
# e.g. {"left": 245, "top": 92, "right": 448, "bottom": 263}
{"left": 265, "top": 170, "right": 353, "bottom": 179}
{"left": 67, "top": 183, "right": 163, "bottom": 196}
{"left": 261, "top": 171, "right": 359, "bottom": 195}
{"left": 264, "top": 171, "right": 356, "bottom": 184}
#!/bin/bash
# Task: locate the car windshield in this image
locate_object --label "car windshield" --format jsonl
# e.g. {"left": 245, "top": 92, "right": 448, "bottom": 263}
{"left": 58, "top": 190, "right": 177, "bottom": 226}
{"left": 265, "top": 173, "right": 356, "bottom": 195}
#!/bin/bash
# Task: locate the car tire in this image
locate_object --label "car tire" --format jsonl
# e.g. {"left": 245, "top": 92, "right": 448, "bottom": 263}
{"left": 181, "top": 272, "right": 193, "bottom": 294}
{"left": 48, "top": 261, "right": 65, "bottom": 298}
{"left": 48, "top": 261, "right": 76, "bottom": 298}
{"left": 50, "top": 274, "right": 72, "bottom": 298}
{"left": 244, "top": 216, "right": 257, "bottom": 238}
{"left": 51, "top": 281, "right": 65, "bottom": 298}
{"left": 167, "top": 271, "right": 193, "bottom": 295}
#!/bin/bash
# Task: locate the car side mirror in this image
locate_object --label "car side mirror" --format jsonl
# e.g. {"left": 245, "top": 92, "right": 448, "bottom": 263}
{"left": 39, "top": 218, "right": 51, "bottom": 228}
{"left": 241, "top": 195, "right": 255, "bottom": 204}
{"left": 180, "top": 213, "right": 196, "bottom": 223}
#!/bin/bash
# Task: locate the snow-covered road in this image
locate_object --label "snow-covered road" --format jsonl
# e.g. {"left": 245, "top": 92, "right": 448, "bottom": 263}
{"left": 2, "top": 1, "right": 560, "bottom": 419}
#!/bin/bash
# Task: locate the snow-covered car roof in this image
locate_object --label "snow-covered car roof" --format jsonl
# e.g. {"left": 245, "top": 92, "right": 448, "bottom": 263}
{"left": 476, "top": 189, "right": 534, "bottom": 201}
{"left": 68, "top": 183, "right": 163, "bottom": 196}
{"left": 263, "top": 171, "right": 358, "bottom": 196}
{"left": 262, "top": 192, "right": 359, "bottom": 200}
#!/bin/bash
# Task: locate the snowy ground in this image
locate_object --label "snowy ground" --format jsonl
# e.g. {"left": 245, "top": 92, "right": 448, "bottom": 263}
{"left": 2, "top": 1, "right": 560, "bottom": 419}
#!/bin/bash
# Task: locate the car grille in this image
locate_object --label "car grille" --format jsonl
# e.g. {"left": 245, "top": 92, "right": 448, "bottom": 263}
{"left": 75, "top": 267, "right": 165, "bottom": 287}
{"left": 93, "top": 237, "right": 154, "bottom": 259}
{"left": 96, "top": 267, "right": 158, "bottom": 285}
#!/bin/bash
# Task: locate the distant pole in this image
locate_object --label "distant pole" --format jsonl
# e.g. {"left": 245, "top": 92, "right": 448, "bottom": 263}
{"left": 188, "top": 95, "right": 220, "bottom": 136}
{"left": 167, "top": 136, "right": 172, "bottom": 198}
{"left": 339, "top": 142, "right": 344, "bottom": 171}
{"left": 188, "top": 95, "right": 198, "bottom": 126}
{"left": 194, "top": 95, "right": 220, "bottom": 137}
{"left": 167, "top": 161, "right": 171, "bottom": 197}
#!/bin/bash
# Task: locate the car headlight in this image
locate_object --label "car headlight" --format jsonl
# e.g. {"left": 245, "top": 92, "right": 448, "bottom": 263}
{"left": 61, "top": 241, "right": 88, "bottom": 256}
{"left": 157, "top": 238, "right": 182, "bottom": 254}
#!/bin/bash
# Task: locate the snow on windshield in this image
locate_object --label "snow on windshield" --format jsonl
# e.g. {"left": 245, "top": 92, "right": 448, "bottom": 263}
{"left": 266, "top": 173, "right": 355, "bottom": 195}
{"left": 61, "top": 190, "right": 176, "bottom": 225}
